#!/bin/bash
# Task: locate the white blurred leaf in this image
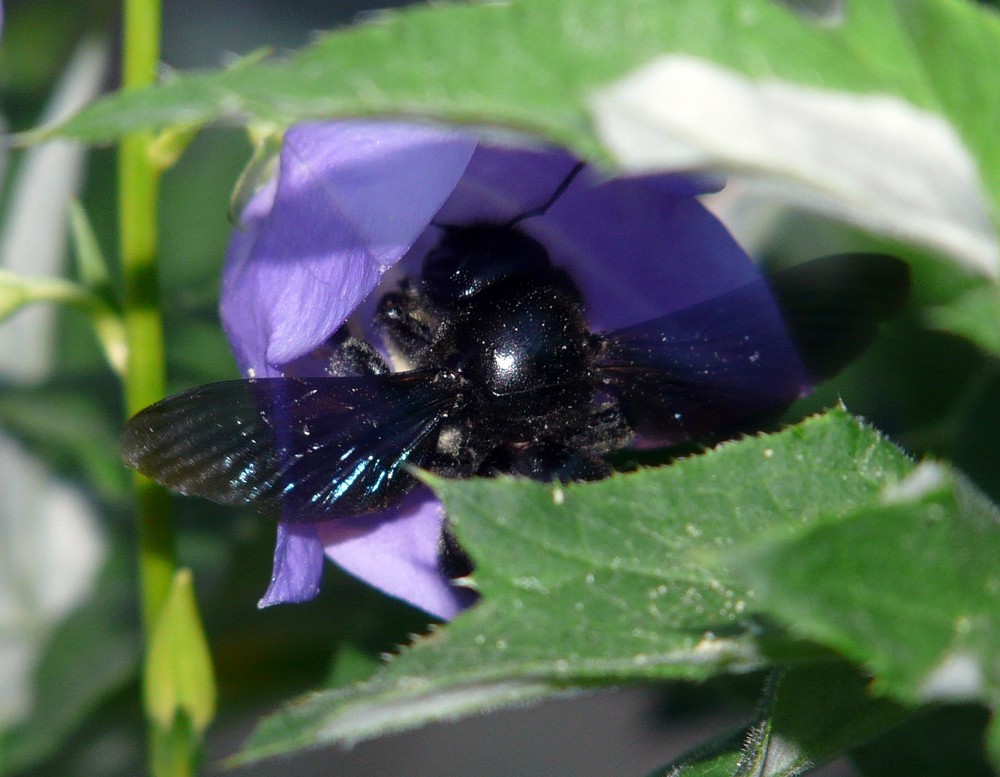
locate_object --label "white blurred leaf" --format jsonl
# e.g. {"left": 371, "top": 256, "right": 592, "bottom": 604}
{"left": 0, "top": 36, "right": 109, "bottom": 383}
{"left": 0, "top": 433, "right": 106, "bottom": 726}
{"left": 590, "top": 55, "right": 999, "bottom": 279}
{"left": 0, "top": 35, "right": 111, "bottom": 730}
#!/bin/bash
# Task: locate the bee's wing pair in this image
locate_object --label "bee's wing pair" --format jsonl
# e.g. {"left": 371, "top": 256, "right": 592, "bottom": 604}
{"left": 122, "top": 254, "right": 908, "bottom": 522}
{"left": 122, "top": 369, "right": 452, "bottom": 523}
{"left": 601, "top": 253, "right": 909, "bottom": 446}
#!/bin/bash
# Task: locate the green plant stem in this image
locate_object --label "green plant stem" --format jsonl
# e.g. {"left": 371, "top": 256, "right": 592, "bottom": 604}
{"left": 120, "top": 0, "right": 172, "bottom": 649}
{"left": 121, "top": 128, "right": 174, "bottom": 631}
{"left": 118, "top": 1, "right": 211, "bottom": 774}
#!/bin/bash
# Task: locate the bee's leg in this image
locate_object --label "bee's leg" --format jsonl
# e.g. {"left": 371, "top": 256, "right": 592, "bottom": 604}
{"left": 430, "top": 420, "right": 488, "bottom": 479}
{"left": 325, "top": 333, "right": 390, "bottom": 377}
{"left": 568, "top": 399, "right": 633, "bottom": 457}
{"left": 481, "top": 400, "right": 633, "bottom": 483}
{"left": 375, "top": 284, "right": 436, "bottom": 368}
{"left": 439, "top": 520, "right": 475, "bottom": 579}
{"left": 481, "top": 442, "right": 611, "bottom": 483}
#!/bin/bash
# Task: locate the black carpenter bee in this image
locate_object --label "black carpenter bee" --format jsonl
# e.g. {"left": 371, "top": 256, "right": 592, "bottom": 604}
{"left": 122, "top": 165, "right": 909, "bottom": 563}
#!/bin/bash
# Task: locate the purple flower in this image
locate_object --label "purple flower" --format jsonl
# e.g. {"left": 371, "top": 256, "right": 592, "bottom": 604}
{"left": 221, "top": 121, "right": 791, "bottom": 619}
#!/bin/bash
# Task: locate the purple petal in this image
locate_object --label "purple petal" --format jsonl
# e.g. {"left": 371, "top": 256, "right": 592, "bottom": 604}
{"left": 221, "top": 178, "right": 279, "bottom": 377}
{"left": 317, "top": 488, "right": 473, "bottom": 620}
{"left": 425, "top": 144, "right": 583, "bottom": 227}
{"left": 221, "top": 122, "right": 477, "bottom": 375}
{"left": 427, "top": 143, "right": 720, "bottom": 231}
{"left": 352, "top": 144, "right": 584, "bottom": 342}
{"left": 383, "top": 141, "right": 760, "bottom": 336}
{"left": 258, "top": 522, "right": 324, "bottom": 607}
{"left": 536, "top": 175, "right": 764, "bottom": 331}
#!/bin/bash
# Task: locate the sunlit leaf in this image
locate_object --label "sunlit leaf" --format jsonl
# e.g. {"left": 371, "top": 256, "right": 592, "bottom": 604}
{"left": 235, "top": 410, "right": 913, "bottom": 762}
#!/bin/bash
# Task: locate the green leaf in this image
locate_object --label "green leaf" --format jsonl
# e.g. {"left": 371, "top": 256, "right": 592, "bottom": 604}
{"left": 728, "top": 462, "right": 1000, "bottom": 768}
{"left": 149, "top": 711, "right": 202, "bottom": 777}
{"left": 36, "top": 0, "right": 1000, "bottom": 354}
{"left": 17, "top": 1, "right": 920, "bottom": 143}
{"left": 37, "top": 1, "right": 999, "bottom": 218}
{"left": 36, "top": 1, "right": 998, "bottom": 203}
{"left": 67, "top": 200, "right": 127, "bottom": 375}
{"left": 735, "top": 666, "right": 907, "bottom": 777}
{"left": 898, "top": 0, "right": 1000, "bottom": 225}
{"left": 643, "top": 728, "right": 745, "bottom": 777}
{"left": 144, "top": 569, "right": 216, "bottom": 736}
{"left": 0, "top": 268, "right": 126, "bottom": 376}
{"left": 926, "top": 284, "right": 1000, "bottom": 360}
{"left": 652, "top": 664, "right": 909, "bottom": 777}
{"left": 67, "top": 200, "right": 114, "bottom": 298}
{"left": 234, "top": 409, "right": 913, "bottom": 763}
{"left": 0, "top": 270, "right": 88, "bottom": 322}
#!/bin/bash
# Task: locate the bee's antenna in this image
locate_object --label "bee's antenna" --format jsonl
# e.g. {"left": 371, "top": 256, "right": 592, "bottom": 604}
{"left": 506, "top": 161, "right": 586, "bottom": 228}
{"left": 429, "top": 160, "right": 586, "bottom": 233}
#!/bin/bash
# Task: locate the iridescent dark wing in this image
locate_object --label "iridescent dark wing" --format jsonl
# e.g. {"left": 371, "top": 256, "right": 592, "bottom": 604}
{"left": 122, "top": 371, "right": 457, "bottom": 523}
{"left": 598, "top": 253, "right": 908, "bottom": 447}
{"left": 767, "top": 253, "right": 909, "bottom": 381}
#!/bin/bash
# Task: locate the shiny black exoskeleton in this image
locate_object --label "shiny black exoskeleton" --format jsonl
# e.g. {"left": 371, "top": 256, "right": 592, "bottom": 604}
{"left": 122, "top": 166, "right": 910, "bottom": 569}
{"left": 368, "top": 223, "right": 627, "bottom": 484}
